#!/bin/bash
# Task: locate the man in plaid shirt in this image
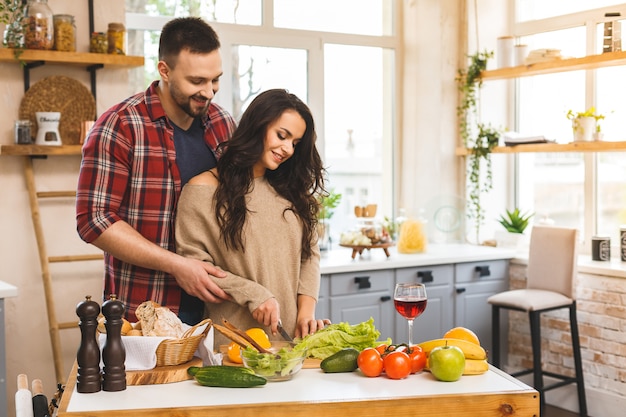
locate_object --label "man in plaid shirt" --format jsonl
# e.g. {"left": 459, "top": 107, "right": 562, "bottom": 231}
{"left": 76, "top": 17, "right": 236, "bottom": 325}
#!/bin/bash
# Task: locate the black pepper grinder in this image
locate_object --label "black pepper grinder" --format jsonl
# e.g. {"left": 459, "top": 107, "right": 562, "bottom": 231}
{"left": 101, "top": 294, "right": 126, "bottom": 391}
{"left": 75, "top": 295, "right": 101, "bottom": 393}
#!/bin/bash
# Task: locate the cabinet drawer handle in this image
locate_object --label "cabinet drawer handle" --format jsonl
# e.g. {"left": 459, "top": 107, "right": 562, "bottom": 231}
{"left": 380, "top": 295, "right": 391, "bottom": 302}
{"left": 475, "top": 265, "right": 490, "bottom": 277}
{"left": 354, "top": 276, "right": 371, "bottom": 289}
{"left": 456, "top": 287, "right": 466, "bottom": 294}
{"left": 416, "top": 270, "right": 433, "bottom": 283}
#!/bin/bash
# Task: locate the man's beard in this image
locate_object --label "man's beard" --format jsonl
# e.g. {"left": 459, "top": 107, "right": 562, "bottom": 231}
{"left": 170, "top": 82, "right": 210, "bottom": 118}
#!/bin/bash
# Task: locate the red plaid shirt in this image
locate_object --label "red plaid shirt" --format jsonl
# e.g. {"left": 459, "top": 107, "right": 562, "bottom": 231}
{"left": 76, "top": 81, "right": 236, "bottom": 318}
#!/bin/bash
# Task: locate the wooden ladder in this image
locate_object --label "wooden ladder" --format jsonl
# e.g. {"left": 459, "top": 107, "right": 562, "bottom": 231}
{"left": 23, "top": 155, "right": 103, "bottom": 383}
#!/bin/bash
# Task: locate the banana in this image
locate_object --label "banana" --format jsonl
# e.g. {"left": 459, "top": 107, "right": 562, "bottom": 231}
{"left": 463, "top": 359, "right": 489, "bottom": 375}
{"left": 417, "top": 338, "right": 487, "bottom": 360}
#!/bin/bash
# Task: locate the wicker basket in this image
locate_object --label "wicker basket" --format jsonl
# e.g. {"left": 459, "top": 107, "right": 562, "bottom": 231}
{"left": 155, "top": 318, "right": 212, "bottom": 367}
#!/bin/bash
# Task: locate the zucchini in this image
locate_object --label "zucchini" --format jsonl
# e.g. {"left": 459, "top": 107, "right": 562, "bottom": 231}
{"left": 191, "top": 365, "right": 267, "bottom": 388}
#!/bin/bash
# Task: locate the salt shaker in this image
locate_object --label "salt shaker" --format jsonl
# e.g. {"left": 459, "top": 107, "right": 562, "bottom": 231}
{"left": 101, "top": 294, "right": 126, "bottom": 391}
{"left": 75, "top": 295, "right": 102, "bottom": 393}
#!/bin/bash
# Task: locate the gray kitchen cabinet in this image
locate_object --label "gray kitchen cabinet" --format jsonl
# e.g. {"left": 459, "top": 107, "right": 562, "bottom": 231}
{"left": 316, "top": 274, "right": 330, "bottom": 319}
{"left": 454, "top": 260, "right": 509, "bottom": 363}
{"left": 328, "top": 269, "right": 395, "bottom": 341}
{"left": 395, "top": 265, "right": 454, "bottom": 345}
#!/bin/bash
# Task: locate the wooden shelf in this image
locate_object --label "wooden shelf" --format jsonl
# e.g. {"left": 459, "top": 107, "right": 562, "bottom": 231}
{"left": 455, "top": 141, "right": 626, "bottom": 156}
{"left": 481, "top": 50, "right": 626, "bottom": 80}
{"left": 0, "top": 48, "right": 144, "bottom": 67}
{"left": 0, "top": 144, "right": 83, "bottom": 156}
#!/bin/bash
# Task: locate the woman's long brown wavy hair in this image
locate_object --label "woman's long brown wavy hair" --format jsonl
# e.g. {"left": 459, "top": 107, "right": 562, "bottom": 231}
{"left": 214, "top": 89, "right": 326, "bottom": 260}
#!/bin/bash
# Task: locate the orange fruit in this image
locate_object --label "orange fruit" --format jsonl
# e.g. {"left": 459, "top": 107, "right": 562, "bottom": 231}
{"left": 443, "top": 327, "right": 481, "bottom": 346}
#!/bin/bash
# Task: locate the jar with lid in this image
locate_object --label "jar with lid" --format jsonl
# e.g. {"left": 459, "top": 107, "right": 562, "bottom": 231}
{"left": 107, "top": 22, "right": 126, "bottom": 55}
{"left": 53, "top": 14, "right": 75, "bottom": 52}
{"left": 25, "top": 0, "right": 54, "bottom": 50}
{"left": 89, "top": 32, "right": 108, "bottom": 54}
{"left": 15, "top": 120, "right": 33, "bottom": 144}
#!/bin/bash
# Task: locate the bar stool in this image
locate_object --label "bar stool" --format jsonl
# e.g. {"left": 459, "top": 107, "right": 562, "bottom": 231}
{"left": 488, "top": 226, "right": 587, "bottom": 417}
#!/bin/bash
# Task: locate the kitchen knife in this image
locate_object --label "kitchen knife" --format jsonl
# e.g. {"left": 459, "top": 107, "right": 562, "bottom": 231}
{"left": 277, "top": 320, "right": 293, "bottom": 342}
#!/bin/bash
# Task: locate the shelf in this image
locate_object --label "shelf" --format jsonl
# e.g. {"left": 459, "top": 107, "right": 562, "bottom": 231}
{"left": 0, "top": 48, "right": 144, "bottom": 67}
{"left": 0, "top": 144, "right": 83, "bottom": 156}
{"left": 455, "top": 141, "right": 626, "bottom": 156}
{"left": 481, "top": 50, "right": 626, "bottom": 80}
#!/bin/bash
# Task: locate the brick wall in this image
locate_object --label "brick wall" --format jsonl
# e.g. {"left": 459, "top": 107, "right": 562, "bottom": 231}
{"left": 505, "top": 263, "right": 626, "bottom": 399}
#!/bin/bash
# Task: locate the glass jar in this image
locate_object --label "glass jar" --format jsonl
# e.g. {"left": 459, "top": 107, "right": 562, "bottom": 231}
{"left": 89, "top": 32, "right": 108, "bottom": 54}
{"left": 107, "top": 22, "right": 126, "bottom": 55}
{"left": 53, "top": 14, "right": 75, "bottom": 52}
{"left": 25, "top": 0, "right": 54, "bottom": 50}
{"left": 15, "top": 120, "right": 33, "bottom": 144}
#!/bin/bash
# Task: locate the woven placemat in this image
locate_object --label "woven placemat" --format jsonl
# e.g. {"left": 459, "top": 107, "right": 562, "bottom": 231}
{"left": 19, "top": 75, "right": 96, "bottom": 145}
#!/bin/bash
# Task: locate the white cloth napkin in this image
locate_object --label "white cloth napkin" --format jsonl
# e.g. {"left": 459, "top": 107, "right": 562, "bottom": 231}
{"left": 98, "top": 321, "right": 219, "bottom": 371}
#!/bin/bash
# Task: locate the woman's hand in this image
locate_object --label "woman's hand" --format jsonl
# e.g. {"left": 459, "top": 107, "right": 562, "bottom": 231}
{"left": 252, "top": 297, "right": 280, "bottom": 332}
{"left": 295, "top": 317, "right": 331, "bottom": 338}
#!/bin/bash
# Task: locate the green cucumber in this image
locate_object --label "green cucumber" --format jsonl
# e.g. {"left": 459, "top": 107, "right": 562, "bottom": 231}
{"left": 320, "top": 348, "right": 360, "bottom": 373}
{"left": 191, "top": 365, "right": 267, "bottom": 388}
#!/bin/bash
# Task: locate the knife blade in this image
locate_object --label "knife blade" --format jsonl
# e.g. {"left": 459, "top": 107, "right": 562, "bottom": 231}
{"left": 277, "top": 320, "right": 293, "bottom": 342}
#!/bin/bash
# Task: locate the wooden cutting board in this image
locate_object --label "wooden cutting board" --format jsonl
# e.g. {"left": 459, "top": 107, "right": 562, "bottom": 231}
{"left": 126, "top": 357, "right": 203, "bottom": 385}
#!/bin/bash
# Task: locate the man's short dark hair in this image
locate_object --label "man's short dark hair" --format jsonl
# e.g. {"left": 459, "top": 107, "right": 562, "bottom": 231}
{"left": 159, "top": 17, "right": 221, "bottom": 66}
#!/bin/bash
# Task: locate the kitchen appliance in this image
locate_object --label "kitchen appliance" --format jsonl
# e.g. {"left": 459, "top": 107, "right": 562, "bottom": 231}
{"left": 35, "top": 111, "right": 62, "bottom": 145}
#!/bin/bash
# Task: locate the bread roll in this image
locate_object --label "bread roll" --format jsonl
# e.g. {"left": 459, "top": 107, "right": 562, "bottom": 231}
{"left": 135, "top": 301, "right": 184, "bottom": 338}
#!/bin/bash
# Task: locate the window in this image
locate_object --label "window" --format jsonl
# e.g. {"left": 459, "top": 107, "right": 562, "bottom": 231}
{"left": 512, "top": 2, "right": 626, "bottom": 252}
{"left": 125, "top": 0, "right": 400, "bottom": 246}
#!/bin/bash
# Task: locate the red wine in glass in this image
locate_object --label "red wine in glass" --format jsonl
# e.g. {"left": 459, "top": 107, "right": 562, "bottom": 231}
{"left": 394, "top": 283, "right": 428, "bottom": 345}
{"left": 394, "top": 297, "right": 427, "bottom": 320}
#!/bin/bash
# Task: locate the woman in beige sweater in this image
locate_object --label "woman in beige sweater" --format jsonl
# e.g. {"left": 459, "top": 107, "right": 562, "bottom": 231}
{"left": 175, "top": 89, "right": 329, "bottom": 346}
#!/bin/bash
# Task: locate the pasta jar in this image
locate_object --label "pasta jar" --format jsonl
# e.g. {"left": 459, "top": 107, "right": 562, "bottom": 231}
{"left": 25, "top": 0, "right": 54, "bottom": 50}
{"left": 107, "top": 22, "right": 126, "bottom": 55}
{"left": 89, "top": 32, "right": 108, "bottom": 54}
{"left": 53, "top": 14, "right": 75, "bottom": 52}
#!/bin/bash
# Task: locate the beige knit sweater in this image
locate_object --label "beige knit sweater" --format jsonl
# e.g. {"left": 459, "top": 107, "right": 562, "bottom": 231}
{"left": 175, "top": 176, "right": 321, "bottom": 348}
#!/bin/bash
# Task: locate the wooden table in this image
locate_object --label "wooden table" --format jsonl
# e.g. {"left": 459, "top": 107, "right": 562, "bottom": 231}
{"left": 57, "top": 363, "right": 539, "bottom": 417}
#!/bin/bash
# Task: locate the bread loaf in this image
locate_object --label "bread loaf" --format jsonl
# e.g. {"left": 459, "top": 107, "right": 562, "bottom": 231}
{"left": 135, "top": 301, "right": 184, "bottom": 338}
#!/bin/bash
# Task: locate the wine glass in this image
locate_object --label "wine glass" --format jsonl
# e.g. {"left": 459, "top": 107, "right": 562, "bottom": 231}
{"left": 394, "top": 283, "right": 428, "bottom": 346}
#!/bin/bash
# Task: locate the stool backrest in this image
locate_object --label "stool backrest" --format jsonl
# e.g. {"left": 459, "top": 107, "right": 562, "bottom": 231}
{"left": 527, "top": 225, "right": 578, "bottom": 298}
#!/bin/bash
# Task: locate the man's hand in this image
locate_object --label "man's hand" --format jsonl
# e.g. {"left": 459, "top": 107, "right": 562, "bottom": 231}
{"left": 173, "top": 257, "right": 230, "bottom": 303}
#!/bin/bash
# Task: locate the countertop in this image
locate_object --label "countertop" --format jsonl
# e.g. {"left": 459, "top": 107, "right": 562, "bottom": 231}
{"left": 58, "top": 364, "right": 539, "bottom": 417}
{"left": 0, "top": 281, "right": 17, "bottom": 298}
{"left": 319, "top": 244, "right": 516, "bottom": 274}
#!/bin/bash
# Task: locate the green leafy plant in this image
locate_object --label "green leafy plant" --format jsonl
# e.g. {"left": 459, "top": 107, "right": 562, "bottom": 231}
{"left": 498, "top": 208, "right": 534, "bottom": 234}
{"left": 317, "top": 189, "right": 342, "bottom": 220}
{"left": 1, "top": 0, "right": 28, "bottom": 58}
{"left": 456, "top": 50, "right": 501, "bottom": 243}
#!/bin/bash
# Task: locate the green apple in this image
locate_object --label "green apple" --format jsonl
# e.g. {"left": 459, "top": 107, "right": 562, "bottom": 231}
{"left": 428, "top": 345, "right": 465, "bottom": 382}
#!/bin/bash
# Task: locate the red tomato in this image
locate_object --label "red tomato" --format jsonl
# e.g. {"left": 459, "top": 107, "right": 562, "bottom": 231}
{"left": 408, "top": 346, "right": 427, "bottom": 374}
{"left": 357, "top": 348, "right": 384, "bottom": 377}
{"left": 375, "top": 344, "right": 388, "bottom": 356}
{"left": 383, "top": 350, "right": 411, "bottom": 380}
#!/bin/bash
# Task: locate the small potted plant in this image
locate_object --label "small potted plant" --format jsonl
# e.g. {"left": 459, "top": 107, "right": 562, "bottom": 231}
{"left": 317, "top": 189, "right": 342, "bottom": 251}
{"left": 566, "top": 107, "right": 604, "bottom": 142}
{"left": 495, "top": 208, "right": 534, "bottom": 249}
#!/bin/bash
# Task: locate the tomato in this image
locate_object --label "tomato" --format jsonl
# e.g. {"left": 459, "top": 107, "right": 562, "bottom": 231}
{"left": 357, "top": 348, "right": 384, "bottom": 377}
{"left": 375, "top": 343, "right": 388, "bottom": 355}
{"left": 383, "top": 350, "right": 411, "bottom": 380}
{"left": 408, "top": 346, "right": 427, "bottom": 374}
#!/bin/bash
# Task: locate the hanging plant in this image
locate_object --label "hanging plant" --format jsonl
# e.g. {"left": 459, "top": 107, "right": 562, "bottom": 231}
{"left": 456, "top": 50, "right": 500, "bottom": 243}
{"left": 1, "top": 0, "right": 28, "bottom": 59}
